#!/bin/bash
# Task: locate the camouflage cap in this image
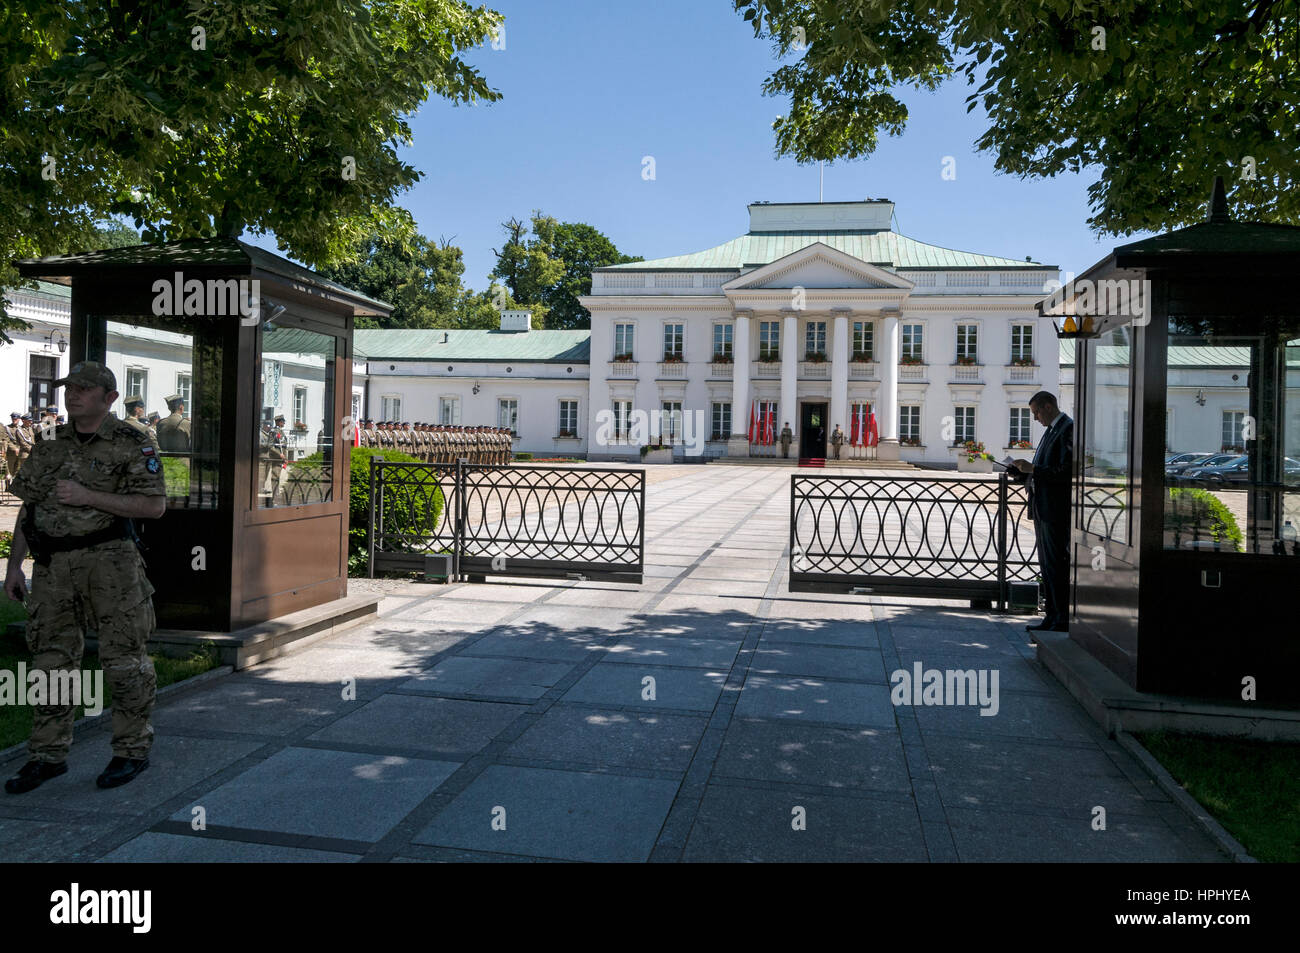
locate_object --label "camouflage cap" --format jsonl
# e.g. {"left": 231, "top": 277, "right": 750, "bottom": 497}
{"left": 54, "top": 360, "right": 117, "bottom": 391}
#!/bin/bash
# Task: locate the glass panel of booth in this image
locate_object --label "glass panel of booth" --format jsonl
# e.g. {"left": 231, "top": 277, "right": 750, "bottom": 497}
{"left": 1161, "top": 325, "right": 1300, "bottom": 555}
{"left": 103, "top": 316, "right": 221, "bottom": 509}
{"left": 257, "top": 324, "right": 338, "bottom": 508}
{"left": 1081, "top": 328, "right": 1132, "bottom": 543}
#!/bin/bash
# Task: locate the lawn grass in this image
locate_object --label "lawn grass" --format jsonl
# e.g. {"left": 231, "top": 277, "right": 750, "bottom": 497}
{"left": 1136, "top": 730, "right": 1300, "bottom": 863}
{"left": 0, "top": 598, "right": 220, "bottom": 752}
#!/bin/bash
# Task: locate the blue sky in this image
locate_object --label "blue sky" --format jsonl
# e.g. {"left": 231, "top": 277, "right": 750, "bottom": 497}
{"left": 269, "top": 0, "right": 1154, "bottom": 287}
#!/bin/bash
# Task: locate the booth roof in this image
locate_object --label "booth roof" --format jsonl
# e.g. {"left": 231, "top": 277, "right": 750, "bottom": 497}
{"left": 14, "top": 237, "right": 392, "bottom": 316}
{"left": 354, "top": 328, "right": 591, "bottom": 363}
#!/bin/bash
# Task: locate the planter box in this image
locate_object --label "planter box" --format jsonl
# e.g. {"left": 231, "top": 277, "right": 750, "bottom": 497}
{"left": 641, "top": 448, "right": 674, "bottom": 464}
{"left": 955, "top": 452, "right": 994, "bottom": 473}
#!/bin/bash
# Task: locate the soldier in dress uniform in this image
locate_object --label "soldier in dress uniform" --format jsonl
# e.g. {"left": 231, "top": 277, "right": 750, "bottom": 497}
{"left": 418, "top": 423, "right": 431, "bottom": 463}
{"left": 0, "top": 416, "right": 10, "bottom": 488}
{"left": 6, "top": 414, "right": 23, "bottom": 482}
{"left": 122, "top": 396, "right": 156, "bottom": 442}
{"left": 3, "top": 361, "right": 165, "bottom": 793}
{"left": 266, "top": 414, "right": 288, "bottom": 503}
{"left": 15, "top": 414, "right": 36, "bottom": 471}
{"left": 155, "top": 395, "right": 191, "bottom": 453}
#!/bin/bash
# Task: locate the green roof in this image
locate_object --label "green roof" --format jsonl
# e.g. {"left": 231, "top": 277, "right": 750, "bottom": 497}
{"left": 1058, "top": 340, "right": 1298, "bottom": 367}
{"left": 601, "top": 230, "right": 1048, "bottom": 271}
{"left": 355, "top": 328, "right": 590, "bottom": 363}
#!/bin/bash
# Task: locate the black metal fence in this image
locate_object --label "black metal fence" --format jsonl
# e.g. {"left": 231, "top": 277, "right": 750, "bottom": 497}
{"left": 790, "top": 473, "right": 1039, "bottom": 608}
{"left": 368, "top": 459, "right": 645, "bottom": 583}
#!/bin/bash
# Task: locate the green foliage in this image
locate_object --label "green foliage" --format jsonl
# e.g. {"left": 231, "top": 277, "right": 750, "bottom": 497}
{"left": 293, "top": 446, "right": 445, "bottom": 575}
{"left": 1, "top": 0, "right": 503, "bottom": 332}
{"left": 734, "top": 0, "right": 1300, "bottom": 233}
{"left": 1167, "top": 487, "right": 1244, "bottom": 551}
{"left": 0, "top": 530, "right": 11, "bottom": 559}
{"left": 161, "top": 456, "right": 190, "bottom": 497}
{"left": 315, "top": 233, "right": 469, "bottom": 330}
{"left": 513, "top": 452, "right": 533, "bottom": 461}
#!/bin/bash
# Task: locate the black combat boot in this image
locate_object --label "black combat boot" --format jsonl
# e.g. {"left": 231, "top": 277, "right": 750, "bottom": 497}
{"left": 4, "top": 759, "right": 68, "bottom": 794}
{"left": 96, "top": 756, "right": 150, "bottom": 789}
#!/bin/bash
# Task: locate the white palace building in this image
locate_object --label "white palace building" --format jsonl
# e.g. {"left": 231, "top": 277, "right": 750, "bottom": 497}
{"left": 0, "top": 199, "right": 1258, "bottom": 468}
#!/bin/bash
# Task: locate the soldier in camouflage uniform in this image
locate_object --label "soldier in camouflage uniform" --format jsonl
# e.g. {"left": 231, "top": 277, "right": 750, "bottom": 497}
{"left": 4, "top": 362, "right": 166, "bottom": 794}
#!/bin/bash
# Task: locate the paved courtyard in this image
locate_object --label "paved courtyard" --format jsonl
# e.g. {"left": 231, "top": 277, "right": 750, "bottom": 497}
{"left": 0, "top": 465, "right": 1224, "bottom": 862}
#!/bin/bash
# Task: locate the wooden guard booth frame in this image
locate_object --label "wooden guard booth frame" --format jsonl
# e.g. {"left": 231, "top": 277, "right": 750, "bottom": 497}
{"left": 17, "top": 239, "right": 390, "bottom": 631}
{"left": 1041, "top": 179, "right": 1300, "bottom": 706}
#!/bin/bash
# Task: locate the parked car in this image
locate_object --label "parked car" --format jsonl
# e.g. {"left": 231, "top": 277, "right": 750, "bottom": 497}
{"left": 1165, "top": 451, "right": 1213, "bottom": 467}
{"left": 1167, "top": 452, "right": 1238, "bottom": 482}
{"left": 1182, "top": 455, "right": 1250, "bottom": 482}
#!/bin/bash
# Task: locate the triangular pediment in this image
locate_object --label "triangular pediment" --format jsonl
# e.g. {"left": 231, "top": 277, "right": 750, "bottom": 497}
{"left": 722, "top": 242, "right": 913, "bottom": 292}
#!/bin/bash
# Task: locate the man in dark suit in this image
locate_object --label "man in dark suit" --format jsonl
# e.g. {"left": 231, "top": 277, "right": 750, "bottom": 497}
{"left": 1011, "top": 391, "right": 1073, "bottom": 636}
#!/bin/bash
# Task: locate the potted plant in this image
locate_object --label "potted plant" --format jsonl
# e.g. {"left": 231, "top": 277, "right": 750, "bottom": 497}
{"left": 900, "top": 436, "right": 921, "bottom": 448}
{"left": 640, "top": 443, "right": 673, "bottom": 464}
{"left": 612, "top": 352, "right": 634, "bottom": 362}
{"left": 956, "top": 440, "right": 994, "bottom": 472}
{"left": 1010, "top": 356, "right": 1035, "bottom": 366}
{"left": 804, "top": 351, "right": 828, "bottom": 363}
{"left": 758, "top": 351, "right": 781, "bottom": 363}
{"left": 661, "top": 353, "right": 685, "bottom": 363}
{"left": 899, "top": 355, "right": 924, "bottom": 365}
{"left": 293, "top": 420, "right": 307, "bottom": 431}
{"left": 850, "top": 351, "right": 874, "bottom": 362}
{"left": 955, "top": 355, "right": 977, "bottom": 366}
{"left": 711, "top": 352, "right": 733, "bottom": 363}
{"left": 557, "top": 429, "right": 577, "bottom": 439}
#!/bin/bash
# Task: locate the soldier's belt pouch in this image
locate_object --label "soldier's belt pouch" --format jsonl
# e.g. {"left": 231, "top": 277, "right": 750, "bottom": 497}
{"left": 32, "top": 518, "right": 132, "bottom": 565}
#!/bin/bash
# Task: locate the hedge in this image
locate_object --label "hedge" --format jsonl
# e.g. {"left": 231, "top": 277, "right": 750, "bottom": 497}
{"left": 1166, "top": 487, "right": 1244, "bottom": 552}
{"left": 290, "top": 447, "right": 445, "bottom": 575}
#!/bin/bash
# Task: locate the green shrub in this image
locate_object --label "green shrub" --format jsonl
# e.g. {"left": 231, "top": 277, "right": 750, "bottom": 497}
{"left": 291, "top": 447, "right": 444, "bottom": 575}
{"left": 161, "top": 457, "right": 190, "bottom": 497}
{"left": 1167, "top": 487, "right": 1244, "bottom": 551}
{"left": 514, "top": 452, "right": 533, "bottom": 461}
{"left": 0, "top": 530, "right": 10, "bottom": 560}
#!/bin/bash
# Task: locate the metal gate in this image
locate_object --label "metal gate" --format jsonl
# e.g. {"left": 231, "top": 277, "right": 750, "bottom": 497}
{"left": 368, "top": 460, "right": 645, "bottom": 583}
{"left": 789, "top": 473, "right": 1038, "bottom": 608}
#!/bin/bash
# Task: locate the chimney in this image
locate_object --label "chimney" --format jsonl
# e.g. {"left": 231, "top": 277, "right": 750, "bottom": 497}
{"left": 500, "top": 310, "right": 532, "bottom": 332}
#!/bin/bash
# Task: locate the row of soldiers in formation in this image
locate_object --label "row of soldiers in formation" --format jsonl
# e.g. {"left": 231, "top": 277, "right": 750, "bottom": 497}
{"left": 1, "top": 412, "right": 40, "bottom": 486}
{"left": 358, "top": 422, "right": 514, "bottom": 465}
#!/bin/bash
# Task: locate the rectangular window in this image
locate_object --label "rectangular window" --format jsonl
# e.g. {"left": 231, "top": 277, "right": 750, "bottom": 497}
{"left": 1082, "top": 327, "right": 1132, "bottom": 544}
{"left": 614, "top": 323, "right": 634, "bottom": 360}
{"left": 953, "top": 406, "right": 976, "bottom": 445}
{"left": 351, "top": 393, "right": 361, "bottom": 421}
{"left": 293, "top": 386, "right": 308, "bottom": 429}
{"left": 901, "top": 324, "right": 924, "bottom": 361}
{"left": 712, "top": 323, "right": 733, "bottom": 359}
{"left": 498, "top": 398, "right": 518, "bottom": 433}
{"left": 1010, "top": 325, "right": 1034, "bottom": 363}
{"left": 613, "top": 400, "right": 631, "bottom": 439}
{"left": 558, "top": 400, "right": 578, "bottom": 437}
{"left": 804, "top": 321, "right": 827, "bottom": 358}
{"left": 106, "top": 313, "right": 226, "bottom": 511}
{"left": 711, "top": 401, "right": 731, "bottom": 440}
{"left": 663, "top": 323, "right": 683, "bottom": 359}
{"left": 661, "top": 401, "right": 683, "bottom": 444}
{"left": 759, "top": 321, "right": 780, "bottom": 360}
{"left": 382, "top": 395, "right": 402, "bottom": 421}
{"left": 1222, "top": 410, "right": 1245, "bottom": 451}
{"left": 258, "top": 323, "right": 336, "bottom": 508}
{"left": 1009, "top": 407, "right": 1031, "bottom": 445}
{"left": 125, "top": 368, "right": 149, "bottom": 410}
{"left": 439, "top": 396, "right": 459, "bottom": 426}
{"left": 956, "top": 324, "right": 978, "bottom": 362}
{"left": 852, "top": 321, "right": 874, "bottom": 359}
{"left": 899, "top": 406, "right": 921, "bottom": 444}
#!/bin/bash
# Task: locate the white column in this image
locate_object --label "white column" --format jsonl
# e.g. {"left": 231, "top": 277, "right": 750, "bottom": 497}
{"left": 830, "top": 311, "right": 849, "bottom": 445}
{"left": 781, "top": 312, "right": 798, "bottom": 444}
{"left": 877, "top": 311, "right": 901, "bottom": 460}
{"left": 727, "top": 312, "right": 751, "bottom": 456}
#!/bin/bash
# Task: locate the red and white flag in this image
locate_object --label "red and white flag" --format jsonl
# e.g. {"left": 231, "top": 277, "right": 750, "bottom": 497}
{"left": 865, "top": 403, "right": 879, "bottom": 447}
{"left": 748, "top": 399, "right": 758, "bottom": 443}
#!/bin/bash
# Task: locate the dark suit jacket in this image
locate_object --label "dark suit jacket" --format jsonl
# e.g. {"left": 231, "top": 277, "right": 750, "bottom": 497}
{"left": 1027, "top": 413, "right": 1073, "bottom": 525}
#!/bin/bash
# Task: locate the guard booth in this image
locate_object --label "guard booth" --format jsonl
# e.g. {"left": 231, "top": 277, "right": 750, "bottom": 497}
{"left": 17, "top": 239, "right": 389, "bottom": 631}
{"left": 1043, "top": 179, "right": 1300, "bottom": 706}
